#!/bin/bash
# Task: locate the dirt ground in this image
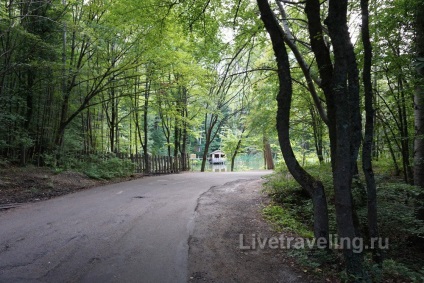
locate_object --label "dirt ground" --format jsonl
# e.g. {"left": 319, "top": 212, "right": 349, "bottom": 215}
{"left": 188, "top": 178, "right": 323, "bottom": 283}
{"left": 0, "top": 166, "right": 143, "bottom": 207}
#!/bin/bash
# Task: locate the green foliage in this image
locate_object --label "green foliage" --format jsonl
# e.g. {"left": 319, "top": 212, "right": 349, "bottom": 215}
{"left": 0, "top": 157, "right": 10, "bottom": 168}
{"left": 42, "top": 152, "right": 134, "bottom": 180}
{"left": 381, "top": 260, "right": 424, "bottom": 283}
{"left": 263, "top": 173, "right": 309, "bottom": 204}
{"left": 414, "top": 57, "right": 424, "bottom": 75}
{"left": 82, "top": 156, "right": 135, "bottom": 180}
{"left": 359, "top": 182, "right": 424, "bottom": 243}
{"left": 287, "top": 248, "right": 340, "bottom": 271}
{"left": 264, "top": 163, "right": 424, "bottom": 281}
{"left": 262, "top": 204, "right": 314, "bottom": 238}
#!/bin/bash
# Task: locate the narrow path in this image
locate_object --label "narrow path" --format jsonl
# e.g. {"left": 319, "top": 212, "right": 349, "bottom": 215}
{"left": 0, "top": 171, "right": 268, "bottom": 283}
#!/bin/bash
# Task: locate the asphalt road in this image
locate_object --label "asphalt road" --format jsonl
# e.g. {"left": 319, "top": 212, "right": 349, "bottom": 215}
{"left": 0, "top": 171, "right": 269, "bottom": 283}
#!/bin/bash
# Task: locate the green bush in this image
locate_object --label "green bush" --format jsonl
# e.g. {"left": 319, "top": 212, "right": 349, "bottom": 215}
{"left": 44, "top": 152, "right": 135, "bottom": 180}
{"left": 83, "top": 156, "right": 135, "bottom": 180}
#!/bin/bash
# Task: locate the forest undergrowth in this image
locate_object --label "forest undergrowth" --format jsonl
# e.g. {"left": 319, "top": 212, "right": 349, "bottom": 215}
{"left": 263, "top": 160, "right": 424, "bottom": 282}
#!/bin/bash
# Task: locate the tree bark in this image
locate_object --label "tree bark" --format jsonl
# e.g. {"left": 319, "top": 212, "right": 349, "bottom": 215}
{"left": 201, "top": 113, "right": 220, "bottom": 172}
{"left": 414, "top": 0, "right": 424, "bottom": 189}
{"left": 305, "top": 0, "right": 337, "bottom": 169}
{"left": 231, "top": 137, "right": 243, "bottom": 172}
{"left": 263, "top": 136, "right": 274, "bottom": 170}
{"left": 360, "top": 0, "right": 381, "bottom": 265}
{"left": 414, "top": 0, "right": 424, "bottom": 222}
{"left": 397, "top": 76, "right": 414, "bottom": 184}
{"left": 310, "top": 106, "right": 324, "bottom": 163}
{"left": 325, "top": 0, "right": 366, "bottom": 279}
{"left": 143, "top": 78, "right": 150, "bottom": 173}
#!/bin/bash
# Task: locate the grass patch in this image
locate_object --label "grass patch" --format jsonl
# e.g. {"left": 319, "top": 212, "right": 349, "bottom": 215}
{"left": 262, "top": 204, "right": 314, "bottom": 238}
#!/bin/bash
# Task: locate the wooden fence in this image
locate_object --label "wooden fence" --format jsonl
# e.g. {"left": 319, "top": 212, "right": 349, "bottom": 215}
{"left": 125, "top": 153, "right": 189, "bottom": 174}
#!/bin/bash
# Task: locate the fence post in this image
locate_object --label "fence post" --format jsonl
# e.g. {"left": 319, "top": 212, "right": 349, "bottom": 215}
{"left": 167, "top": 156, "right": 170, "bottom": 173}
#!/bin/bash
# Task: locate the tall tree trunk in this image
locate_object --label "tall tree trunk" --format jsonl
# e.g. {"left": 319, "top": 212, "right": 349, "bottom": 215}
{"left": 109, "top": 89, "right": 116, "bottom": 153}
{"left": 325, "top": 0, "right": 367, "bottom": 279}
{"left": 143, "top": 79, "right": 150, "bottom": 173}
{"left": 181, "top": 124, "right": 188, "bottom": 170}
{"left": 180, "top": 87, "right": 189, "bottom": 170}
{"left": 201, "top": 114, "right": 218, "bottom": 172}
{"left": 361, "top": 0, "right": 381, "bottom": 265}
{"left": 381, "top": 124, "right": 401, "bottom": 175}
{"left": 200, "top": 122, "right": 212, "bottom": 172}
{"left": 305, "top": 0, "right": 337, "bottom": 169}
{"left": 21, "top": 69, "right": 35, "bottom": 165}
{"left": 257, "top": 0, "right": 329, "bottom": 247}
{"left": 231, "top": 128, "right": 246, "bottom": 172}
{"left": 414, "top": 0, "right": 424, "bottom": 222}
{"left": 398, "top": 76, "right": 414, "bottom": 184}
{"left": 55, "top": 0, "right": 67, "bottom": 155}
{"left": 200, "top": 139, "right": 210, "bottom": 172}
{"left": 230, "top": 138, "right": 242, "bottom": 172}
{"left": 174, "top": 116, "right": 180, "bottom": 158}
{"left": 414, "top": 0, "right": 424, "bottom": 189}
{"left": 263, "top": 136, "right": 274, "bottom": 170}
{"left": 310, "top": 106, "right": 324, "bottom": 163}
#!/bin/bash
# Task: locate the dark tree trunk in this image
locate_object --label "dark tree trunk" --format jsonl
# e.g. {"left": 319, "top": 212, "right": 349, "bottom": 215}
{"left": 257, "top": 0, "right": 329, "bottom": 247}
{"left": 414, "top": 0, "right": 424, "bottom": 189}
{"left": 200, "top": 131, "right": 211, "bottom": 172}
{"left": 361, "top": 0, "right": 382, "bottom": 265}
{"left": 397, "top": 77, "right": 414, "bottom": 184}
{"left": 173, "top": 116, "right": 180, "bottom": 158}
{"left": 143, "top": 79, "right": 150, "bottom": 173}
{"left": 325, "top": 0, "right": 367, "bottom": 279}
{"left": 200, "top": 114, "right": 218, "bottom": 172}
{"left": 109, "top": 88, "right": 117, "bottom": 153}
{"left": 414, "top": 0, "right": 424, "bottom": 222}
{"left": 381, "top": 124, "right": 401, "bottom": 175}
{"left": 230, "top": 128, "right": 246, "bottom": 172}
{"left": 310, "top": 106, "right": 324, "bottom": 163}
{"left": 55, "top": 94, "right": 69, "bottom": 149}
{"left": 21, "top": 69, "right": 35, "bottom": 165}
{"left": 305, "top": 0, "right": 337, "bottom": 169}
{"left": 231, "top": 138, "right": 242, "bottom": 172}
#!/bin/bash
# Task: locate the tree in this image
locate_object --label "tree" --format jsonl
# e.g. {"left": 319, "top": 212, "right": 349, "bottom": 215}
{"left": 221, "top": 125, "right": 247, "bottom": 172}
{"left": 257, "top": 0, "right": 367, "bottom": 278}
{"left": 199, "top": 56, "right": 246, "bottom": 172}
{"left": 414, "top": 0, "right": 424, "bottom": 189}
{"left": 361, "top": 0, "right": 381, "bottom": 264}
{"left": 371, "top": 0, "right": 415, "bottom": 183}
{"left": 324, "top": 0, "right": 366, "bottom": 278}
{"left": 256, "top": 0, "right": 330, "bottom": 251}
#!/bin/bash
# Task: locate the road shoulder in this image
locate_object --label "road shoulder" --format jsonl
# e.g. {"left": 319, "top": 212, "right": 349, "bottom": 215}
{"left": 188, "top": 178, "right": 314, "bottom": 283}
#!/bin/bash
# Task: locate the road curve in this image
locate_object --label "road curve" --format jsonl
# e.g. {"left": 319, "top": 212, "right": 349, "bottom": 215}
{"left": 0, "top": 171, "right": 269, "bottom": 283}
